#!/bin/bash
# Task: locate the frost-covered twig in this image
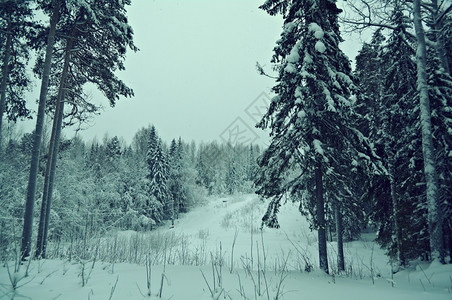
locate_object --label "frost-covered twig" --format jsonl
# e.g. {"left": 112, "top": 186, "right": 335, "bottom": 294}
{"left": 235, "top": 272, "right": 248, "bottom": 299}
{"left": 200, "top": 269, "right": 214, "bottom": 296}
{"left": 285, "top": 233, "right": 313, "bottom": 272}
{"left": 419, "top": 279, "right": 426, "bottom": 292}
{"left": 158, "top": 238, "right": 170, "bottom": 299}
{"left": 229, "top": 228, "right": 239, "bottom": 273}
{"left": 417, "top": 264, "right": 434, "bottom": 287}
{"left": 40, "top": 269, "right": 58, "bottom": 285}
{"left": 107, "top": 276, "right": 119, "bottom": 300}
{"left": 201, "top": 246, "right": 226, "bottom": 299}
{"left": 274, "top": 251, "right": 290, "bottom": 300}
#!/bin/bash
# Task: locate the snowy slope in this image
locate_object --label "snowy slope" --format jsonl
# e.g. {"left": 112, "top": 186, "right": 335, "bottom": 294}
{"left": 1, "top": 193, "right": 451, "bottom": 300}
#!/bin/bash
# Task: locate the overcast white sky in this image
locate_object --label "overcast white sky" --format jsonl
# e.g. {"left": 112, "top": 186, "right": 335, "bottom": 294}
{"left": 81, "top": 0, "right": 283, "bottom": 146}
{"left": 18, "top": 0, "right": 363, "bottom": 146}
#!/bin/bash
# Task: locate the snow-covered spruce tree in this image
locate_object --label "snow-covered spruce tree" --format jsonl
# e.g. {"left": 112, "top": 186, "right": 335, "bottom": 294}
{"left": 225, "top": 148, "right": 240, "bottom": 195}
{"left": 354, "top": 29, "right": 393, "bottom": 249}
{"left": 353, "top": 17, "right": 427, "bottom": 265}
{"left": 350, "top": 31, "right": 391, "bottom": 252}
{"left": 0, "top": 0, "right": 34, "bottom": 147}
{"left": 340, "top": 0, "right": 450, "bottom": 264}
{"left": 168, "top": 139, "right": 181, "bottom": 225}
{"left": 256, "top": 0, "right": 363, "bottom": 274}
{"left": 246, "top": 144, "right": 260, "bottom": 182}
{"left": 146, "top": 127, "right": 169, "bottom": 226}
{"left": 175, "top": 138, "right": 191, "bottom": 213}
{"left": 167, "top": 137, "right": 197, "bottom": 223}
{"left": 354, "top": 29, "right": 386, "bottom": 140}
{"left": 379, "top": 8, "right": 424, "bottom": 266}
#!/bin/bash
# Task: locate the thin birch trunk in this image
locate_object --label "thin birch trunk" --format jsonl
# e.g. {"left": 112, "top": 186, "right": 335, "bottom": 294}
{"left": 413, "top": 0, "right": 445, "bottom": 263}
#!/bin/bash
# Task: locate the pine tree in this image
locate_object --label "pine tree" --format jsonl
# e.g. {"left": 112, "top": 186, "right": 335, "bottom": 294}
{"left": 21, "top": 0, "right": 61, "bottom": 260}
{"left": 0, "top": 0, "right": 33, "bottom": 147}
{"left": 34, "top": 0, "right": 137, "bottom": 258}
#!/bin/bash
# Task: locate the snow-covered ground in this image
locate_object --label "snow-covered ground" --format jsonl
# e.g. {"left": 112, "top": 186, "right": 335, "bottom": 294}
{"left": 1, "top": 194, "right": 451, "bottom": 299}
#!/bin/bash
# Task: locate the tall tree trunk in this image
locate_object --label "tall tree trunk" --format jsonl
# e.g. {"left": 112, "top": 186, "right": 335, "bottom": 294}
{"left": 388, "top": 157, "right": 405, "bottom": 266}
{"left": 36, "top": 37, "right": 73, "bottom": 258}
{"left": 335, "top": 203, "right": 345, "bottom": 272}
{"left": 20, "top": 0, "right": 60, "bottom": 260}
{"left": 316, "top": 161, "right": 329, "bottom": 274}
{"left": 413, "top": 0, "right": 445, "bottom": 263}
{"left": 0, "top": 22, "right": 12, "bottom": 149}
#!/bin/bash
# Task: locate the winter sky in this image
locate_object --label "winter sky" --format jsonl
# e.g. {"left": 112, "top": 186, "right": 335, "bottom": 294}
{"left": 21, "top": 0, "right": 363, "bottom": 145}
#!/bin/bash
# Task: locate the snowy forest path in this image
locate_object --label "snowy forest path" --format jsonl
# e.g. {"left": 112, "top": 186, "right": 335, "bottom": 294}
{"left": 1, "top": 194, "right": 451, "bottom": 300}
